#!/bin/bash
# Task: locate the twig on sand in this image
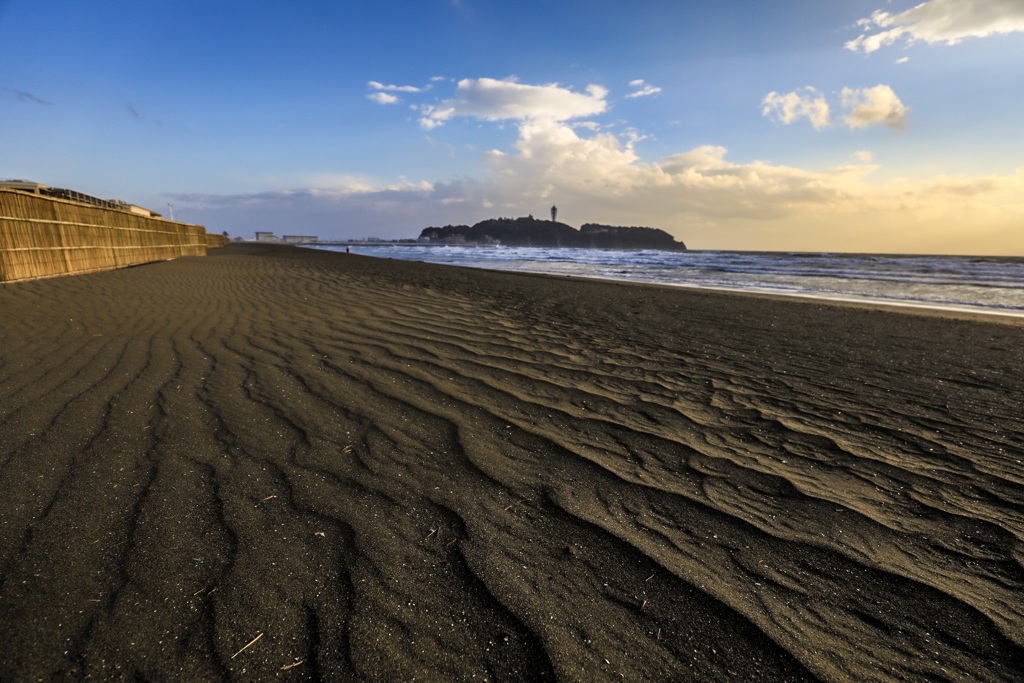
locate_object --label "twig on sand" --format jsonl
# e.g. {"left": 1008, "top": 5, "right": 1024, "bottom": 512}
{"left": 281, "top": 660, "right": 304, "bottom": 671}
{"left": 261, "top": 495, "right": 278, "bottom": 502}
{"left": 425, "top": 527, "right": 438, "bottom": 541}
{"left": 231, "top": 632, "right": 264, "bottom": 659}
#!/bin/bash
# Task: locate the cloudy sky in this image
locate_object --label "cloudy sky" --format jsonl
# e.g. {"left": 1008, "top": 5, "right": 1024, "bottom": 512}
{"left": 2, "top": 0, "right": 1023, "bottom": 254}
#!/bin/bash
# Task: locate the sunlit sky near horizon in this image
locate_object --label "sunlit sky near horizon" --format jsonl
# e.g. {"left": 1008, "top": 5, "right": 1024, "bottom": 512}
{"left": 3, "top": 0, "right": 1024, "bottom": 254}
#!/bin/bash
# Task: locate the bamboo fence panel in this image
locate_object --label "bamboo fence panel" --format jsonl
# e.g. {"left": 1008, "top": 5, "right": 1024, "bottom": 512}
{"left": 206, "top": 233, "right": 230, "bottom": 248}
{"left": 1, "top": 189, "right": 210, "bottom": 282}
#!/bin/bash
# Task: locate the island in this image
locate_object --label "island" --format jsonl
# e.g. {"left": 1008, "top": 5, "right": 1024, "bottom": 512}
{"left": 419, "top": 216, "right": 686, "bottom": 250}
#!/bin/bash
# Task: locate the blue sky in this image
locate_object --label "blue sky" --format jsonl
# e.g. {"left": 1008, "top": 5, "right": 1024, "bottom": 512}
{"left": 2, "top": 0, "right": 1023, "bottom": 254}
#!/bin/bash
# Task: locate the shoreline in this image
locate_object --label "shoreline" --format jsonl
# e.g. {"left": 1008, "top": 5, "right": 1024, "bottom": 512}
{"left": 309, "top": 244, "right": 1024, "bottom": 323}
{"left": 629, "top": 279, "right": 1024, "bottom": 323}
{"left": 465, "top": 268, "right": 1024, "bottom": 324}
{"left": 2, "top": 243, "right": 1022, "bottom": 680}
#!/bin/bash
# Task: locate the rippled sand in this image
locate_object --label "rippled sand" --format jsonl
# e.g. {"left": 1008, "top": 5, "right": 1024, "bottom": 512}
{"left": 1, "top": 243, "right": 1022, "bottom": 681}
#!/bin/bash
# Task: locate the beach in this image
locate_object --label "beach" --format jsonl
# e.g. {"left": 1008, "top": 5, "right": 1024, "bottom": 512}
{"left": 1, "top": 242, "right": 1022, "bottom": 681}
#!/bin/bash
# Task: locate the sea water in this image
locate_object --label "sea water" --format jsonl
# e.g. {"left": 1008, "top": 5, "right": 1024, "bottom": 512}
{"left": 313, "top": 245, "right": 1024, "bottom": 318}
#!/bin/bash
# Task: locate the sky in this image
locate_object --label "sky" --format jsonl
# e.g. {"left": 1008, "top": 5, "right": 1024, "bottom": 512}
{"left": 2, "top": 0, "right": 1023, "bottom": 254}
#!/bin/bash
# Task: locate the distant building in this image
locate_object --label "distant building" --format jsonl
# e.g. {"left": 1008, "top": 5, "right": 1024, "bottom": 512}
{"left": 282, "top": 235, "right": 318, "bottom": 243}
{"left": 0, "top": 179, "right": 161, "bottom": 217}
{"left": 126, "top": 204, "right": 162, "bottom": 218}
{"left": 0, "top": 179, "right": 48, "bottom": 194}
{"left": 255, "top": 232, "right": 276, "bottom": 242}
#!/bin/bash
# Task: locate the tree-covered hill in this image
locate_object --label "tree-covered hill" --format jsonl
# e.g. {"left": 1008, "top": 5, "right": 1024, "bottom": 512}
{"left": 419, "top": 217, "right": 686, "bottom": 250}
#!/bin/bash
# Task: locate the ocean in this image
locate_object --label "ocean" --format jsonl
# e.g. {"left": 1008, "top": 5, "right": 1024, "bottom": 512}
{"left": 312, "top": 245, "right": 1024, "bottom": 318}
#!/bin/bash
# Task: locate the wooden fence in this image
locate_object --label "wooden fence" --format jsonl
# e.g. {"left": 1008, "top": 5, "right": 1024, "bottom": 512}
{"left": 1, "top": 188, "right": 212, "bottom": 283}
{"left": 206, "top": 233, "right": 230, "bottom": 249}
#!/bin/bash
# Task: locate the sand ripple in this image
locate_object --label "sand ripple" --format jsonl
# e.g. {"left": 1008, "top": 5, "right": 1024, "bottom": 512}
{"left": 1, "top": 244, "right": 1022, "bottom": 681}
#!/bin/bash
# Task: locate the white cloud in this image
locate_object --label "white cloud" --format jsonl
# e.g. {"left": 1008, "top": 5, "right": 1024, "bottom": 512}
{"left": 895, "top": 56, "right": 910, "bottom": 64}
{"left": 841, "top": 85, "right": 909, "bottom": 129}
{"left": 173, "top": 120, "right": 1024, "bottom": 254}
{"left": 367, "top": 80, "right": 441, "bottom": 105}
{"left": 477, "top": 122, "right": 1024, "bottom": 252}
{"left": 626, "top": 79, "right": 662, "bottom": 98}
{"left": 367, "top": 92, "right": 400, "bottom": 105}
{"left": 418, "top": 78, "right": 608, "bottom": 129}
{"left": 368, "top": 81, "right": 425, "bottom": 93}
{"left": 763, "top": 85, "right": 908, "bottom": 131}
{"left": 762, "top": 87, "right": 831, "bottom": 130}
{"left": 846, "top": 0, "right": 1024, "bottom": 53}
{"left": 418, "top": 104, "right": 455, "bottom": 130}
{"left": 626, "top": 85, "right": 662, "bottom": 99}
{"left": 174, "top": 74, "right": 1020, "bottom": 254}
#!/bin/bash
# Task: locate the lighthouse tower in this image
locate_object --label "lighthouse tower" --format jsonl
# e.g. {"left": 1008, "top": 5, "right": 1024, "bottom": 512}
{"left": 551, "top": 205, "right": 558, "bottom": 222}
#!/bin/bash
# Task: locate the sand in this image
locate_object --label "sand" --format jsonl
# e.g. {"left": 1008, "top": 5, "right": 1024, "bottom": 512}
{"left": 1, "top": 243, "right": 1022, "bottom": 681}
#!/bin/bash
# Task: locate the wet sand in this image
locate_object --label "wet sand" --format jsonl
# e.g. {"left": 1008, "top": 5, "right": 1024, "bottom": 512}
{"left": 1, "top": 243, "right": 1022, "bottom": 681}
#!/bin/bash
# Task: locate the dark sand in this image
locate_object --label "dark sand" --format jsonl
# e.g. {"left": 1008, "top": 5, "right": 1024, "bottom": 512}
{"left": 1, "top": 243, "right": 1022, "bottom": 681}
